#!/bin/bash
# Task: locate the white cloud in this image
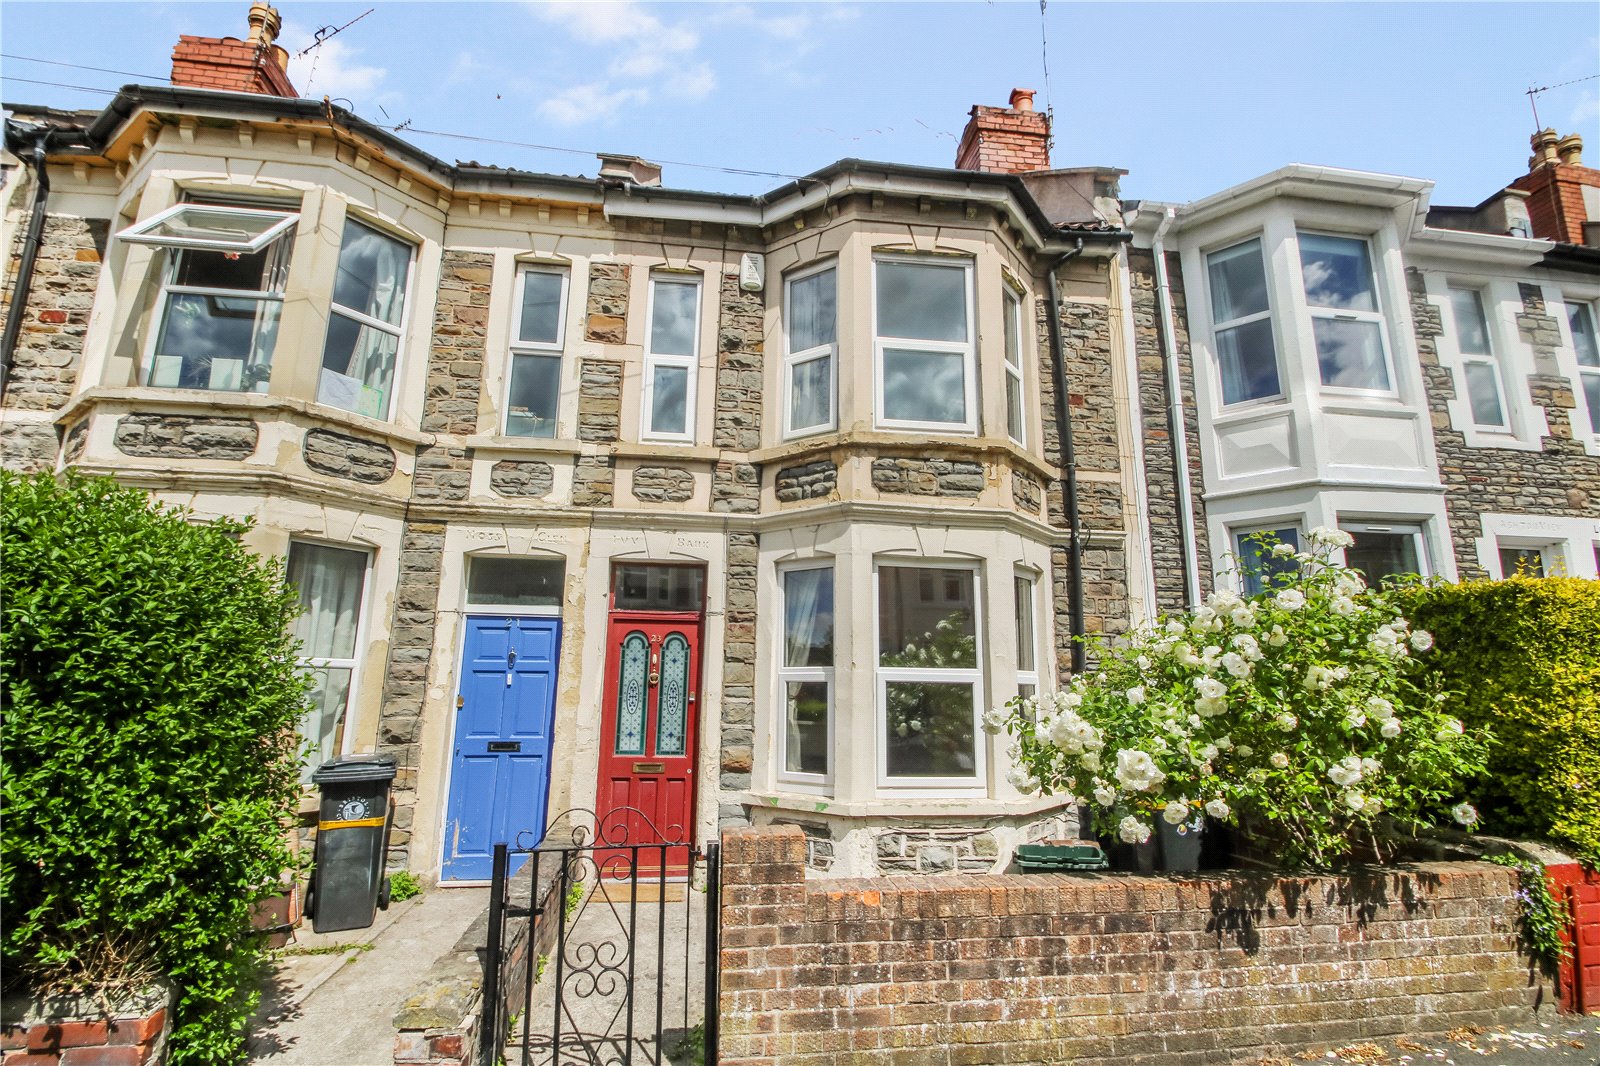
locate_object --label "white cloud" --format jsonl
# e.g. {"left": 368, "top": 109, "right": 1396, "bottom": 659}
{"left": 667, "top": 62, "right": 716, "bottom": 101}
{"left": 539, "top": 83, "right": 650, "bottom": 127}
{"left": 281, "top": 22, "right": 389, "bottom": 103}
{"left": 1571, "top": 90, "right": 1598, "bottom": 128}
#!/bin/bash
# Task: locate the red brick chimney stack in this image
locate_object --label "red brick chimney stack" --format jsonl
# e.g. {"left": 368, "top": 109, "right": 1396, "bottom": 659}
{"left": 1509, "top": 127, "right": 1598, "bottom": 245}
{"left": 170, "top": 2, "right": 297, "bottom": 98}
{"left": 955, "top": 88, "right": 1051, "bottom": 175}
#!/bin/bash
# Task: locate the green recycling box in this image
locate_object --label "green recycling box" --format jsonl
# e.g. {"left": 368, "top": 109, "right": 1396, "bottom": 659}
{"left": 308, "top": 755, "right": 397, "bottom": 933}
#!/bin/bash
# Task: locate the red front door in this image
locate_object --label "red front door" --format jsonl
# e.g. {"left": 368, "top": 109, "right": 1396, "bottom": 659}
{"left": 595, "top": 594, "right": 702, "bottom": 876}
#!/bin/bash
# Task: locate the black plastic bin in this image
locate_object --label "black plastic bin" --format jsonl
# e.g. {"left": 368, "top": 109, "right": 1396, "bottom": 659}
{"left": 308, "top": 755, "right": 396, "bottom": 934}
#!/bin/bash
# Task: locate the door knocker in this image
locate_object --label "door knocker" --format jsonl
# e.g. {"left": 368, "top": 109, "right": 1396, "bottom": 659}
{"left": 648, "top": 648, "right": 660, "bottom": 686}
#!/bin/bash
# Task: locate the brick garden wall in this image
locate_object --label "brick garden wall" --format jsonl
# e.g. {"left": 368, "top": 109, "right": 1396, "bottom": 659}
{"left": 718, "top": 826, "right": 1544, "bottom": 1066}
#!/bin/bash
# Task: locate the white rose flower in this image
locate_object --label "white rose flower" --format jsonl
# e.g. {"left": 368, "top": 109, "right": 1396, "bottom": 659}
{"left": 1362, "top": 795, "right": 1385, "bottom": 816}
{"left": 1307, "top": 526, "right": 1356, "bottom": 549}
{"left": 1079, "top": 751, "right": 1102, "bottom": 772}
{"left": 1436, "top": 718, "right": 1464, "bottom": 743}
{"left": 1125, "top": 685, "right": 1147, "bottom": 705}
{"left": 1193, "top": 676, "right": 1227, "bottom": 700}
{"left": 1166, "top": 619, "right": 1187, "bottom": 637}
{"left": 1205, "top": 797, "right": 1231, "bottom": 819}
{"left": 1344, "top": 790, "right": 1367, "bottom": 812}
{"left": 1235, "top": 745, "right": 1253, "bottom": 757}
{"left": 981, "top": 707, "right": 1009, "bottom": 735}
{"left": 1187, "top": 713, "right": 1204, "bottom": 728}
{"left": 1200, "top": 645, "right": 1223, "bottom": 670}
{"left": 1195, "top": 606, "right": 1218, "bottom": 627}
{"left": 1451, "top": 802, "right": 1478, "bottom": 827}
{"left": 1269, "top": 543, "right": 1298, "bottom": 559}
{"left": 1199, "top": 743, "right": 1219, "bottom": 762}
{"left": 1328, "top": 757, "right": 1363, "bottom": 787}
{"left": 1231, "top": 634, "right": 1263, "bottom": 661}
{"left": 1380, "top": 719, "right": 1402, "bottom": 739}
{"left": 1230, "top": 605, "right": 1257, "bottom": 628}
{"left": 1093, "top": 785, "right": 1117, "bottom": 807}
{"left": 1114, "top": 749, "right": 1167, "bottom": 793}
{"left": 1277, "top": 712, "right": 1298, "bottom": 732}
{"left": 1056, "top": 691, "right": 1084, "bottom": 711}
{"left": 1266, "top": 625, "right": 1289, "bottom": 648}
{"left": 1410, "top": 630, "right": 1434, "bottom": 652}
{"left": 1345, "top": 708, "right": 1367, "bottom": 729}
{"left": 1194, "top": 697, "right": 1226, "bottom": 718}
{"left": 1269, "top": 752, "right": 1290, "bottom": 769}
{"left": 1366, "top": 696, "right": 1395, "bottom": 721}
{"left": 1275, "top": 589, "right": 1306, "bottom": 612}
{"left": 1006, "top": 765, "right": 1041, "bottom": 794}
{"left": 1222, "top": 652, "right": 1252, "bottom": 679}
{"left": 1162, "top": 799, "right": 1192, "bottom": 825}
{"left": 1118, "top": 816, "right": 1153, "bottom": 844}
{"left": 1329, "top": 596, "right": 1357, "bottom": 617}
{"left": 1136, "top": 655, "right": 1152, "bottom": 671}
{"left": 1175, "top": 643, "right": 1201, "bottom": 667}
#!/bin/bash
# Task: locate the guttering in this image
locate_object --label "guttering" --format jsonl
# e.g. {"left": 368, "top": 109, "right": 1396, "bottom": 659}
{"left": 2, "top": 124, "right": 62, "bottom": 400}
{"left": 1046, "top": 238, "right": 1087, "bottom": 674}
{"left": 1150, "top": 207, "right": 1202, "bottom": 610}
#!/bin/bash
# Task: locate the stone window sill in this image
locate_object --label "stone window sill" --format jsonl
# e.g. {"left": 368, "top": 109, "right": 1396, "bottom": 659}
{"left": 730, "top": 790, "right": 1071, "bottom": 820}
{"left": 57, "top": 387, "right": 432, "bottom": 447}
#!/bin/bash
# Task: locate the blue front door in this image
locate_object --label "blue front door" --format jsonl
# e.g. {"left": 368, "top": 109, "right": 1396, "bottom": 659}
{"left": 442, "top": 615, "right": 561, "bottom": 881}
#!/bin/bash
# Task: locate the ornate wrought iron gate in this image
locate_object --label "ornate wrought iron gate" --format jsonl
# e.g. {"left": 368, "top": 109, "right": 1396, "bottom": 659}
{"left": 481, "top": 808, "right": 720, "bottom": 1066}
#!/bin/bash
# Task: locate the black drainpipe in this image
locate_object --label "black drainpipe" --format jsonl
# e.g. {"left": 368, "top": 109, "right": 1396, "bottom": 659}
{"left": 1046, "top": 238, "right": 1086, "bottom": 675}
{"left": 1, "top": 127, "right": 56, "bottom": 403}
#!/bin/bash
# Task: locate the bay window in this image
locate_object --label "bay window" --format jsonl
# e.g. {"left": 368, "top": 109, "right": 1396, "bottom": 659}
{"left": 120, "top": 203, "right": 297, "bottom": 393}
{"left": 1003, "top": 287, "right": 1026, "bottom": 444}
{"left": 1449, "top": 287, "right": 1508, "bottom": 429}
{"left": 505, "top": 268, "right": 568, "bottom": 437}
{"left": 1013, "top": 573, "right": 1038, "bottom": 701}
{"left": 1339, "top": 521, "right": 1426, "bottom": 586}
{"left": 1298, "top": 233, "right": 1393, "bottom": 392}
{"left": 642, "top": 275, "right": 701, "bottom": 442}
{"left": 1206, "top": 238, "right": 1282, "bottom": 405}
{"left": 318, "top": 219, "right": 412, "bottom": 420}
{"left": 287, "top": 541, "right": 368, "bottom": 781}
{"left": 1233, "top": 526, "right": 1301, "bottom": 596}
{"left": 1567, "top": 302, "right": 1600, "bottom": 436}
{"left": 876, "top": 563, "right": 982, "bottom": 785}
{"left": 874, "top": 257, "right": 977, "bottom": 432}
{"left": 778, "top": 565, "right": 834, "bottom": 781}
{"left": 784, "top": 264, "right": 837, "bottom": 436}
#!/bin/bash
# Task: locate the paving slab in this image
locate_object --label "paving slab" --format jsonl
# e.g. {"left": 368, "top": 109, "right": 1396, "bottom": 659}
{"left": 247, "top": 886, "right": 488, "bottom": 1066}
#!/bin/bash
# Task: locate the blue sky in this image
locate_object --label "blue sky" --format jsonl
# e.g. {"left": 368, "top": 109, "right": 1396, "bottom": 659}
{"left": 2, "top": 2, "right": 1595, "bottom": 206}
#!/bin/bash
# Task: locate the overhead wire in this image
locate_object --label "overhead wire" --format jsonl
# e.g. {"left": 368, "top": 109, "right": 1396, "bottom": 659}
{"left": 1, "top": 53, "right": 169, "bottom": 82}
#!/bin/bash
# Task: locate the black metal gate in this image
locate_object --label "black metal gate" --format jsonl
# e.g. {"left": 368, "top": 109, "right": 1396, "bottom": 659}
{"left": 481, "top": 808, "right": 720, "bottom": 1066}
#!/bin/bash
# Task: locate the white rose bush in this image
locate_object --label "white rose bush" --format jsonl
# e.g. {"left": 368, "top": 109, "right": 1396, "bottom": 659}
{"left": 989, "top": 529, "right": 1488, "bottom": 869}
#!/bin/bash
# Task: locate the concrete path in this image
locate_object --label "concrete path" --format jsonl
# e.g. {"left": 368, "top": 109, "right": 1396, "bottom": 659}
{"left": 246, "top": 886, "right": 488, "bottom": 1066}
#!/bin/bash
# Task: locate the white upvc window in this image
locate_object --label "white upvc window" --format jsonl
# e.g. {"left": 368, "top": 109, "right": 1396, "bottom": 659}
{"left": 286, "top": 541, "right": 370, "bottom": 782}
{"left": 504, "top": 268, "right": 568, "bottom": 438}
{"left": 1003, "top": 286, "right": 1026, "bottom": 444}
{"left": 1338, "top": 520, "right": 1429, "bottom": 586}
{"left": 1205, "top": 237, "right": 1282, "bottom": 406}
{"left": 1448, "top": 287, "right": 1509, "bottom": 430}
{"left": 1566, "top": 302, "right": 1600, "bottom": 437}
{"left": 121, "top": 202, "right": 298, "bottom": 394}
{"left": 783, "top": 263, "right": 837, "bottom": 437}
{"left": 875, "top": 561, "right": 984, "bottom": 788}
{"left": 1013, "top": 572, "right": 1038, "bottom": 701}
{"left": 1231, "top": 525, "right": 1302, "bottom": 597}
{"left": 873, "top": 256, "right": 977, "bottom": 433}
{"left": 1497, "top": 541, "right": 1558, "bottom": 578}
{"left": 641, "top": 274, "right": 701, "bottom": 442}
{"left": 1297, "top": 232, "right": 1395, "bottom": 395}
{"left": 777, "top": 563, "right": 834, "bottom": 786}
{"left": 318, "top": 218, "right": 414, "bottom": 420}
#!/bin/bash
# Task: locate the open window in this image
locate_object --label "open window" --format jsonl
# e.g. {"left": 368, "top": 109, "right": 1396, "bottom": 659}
{"left": 1339, "top": 520, "right": 1428, "bottom": 586}
{"left": 121, "top": 202, "right": 298, "bottom": 393}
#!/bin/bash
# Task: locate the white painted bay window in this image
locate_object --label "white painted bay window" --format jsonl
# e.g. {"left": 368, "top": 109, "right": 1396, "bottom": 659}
{"left": 1298, "top": 233, "right": 1393, "bottom": 393}
{"left": 642, "top": 275, "right": 701, "bottom": 442}
{"left": 1567, "top": 302, "right": 1600, "bottom": 436}
{"left": 1232, "top": 526, "right": 1301, "bottom": 597}
{"left": 1013, "top": 573, "right": 1038, "bottom": 701}
{"left": 1449, "top": 287, "right": 1508, "bottom": 430}
{"left": 778, "top": 564, "right": 834, "bottom": 783}
{"left": 874, "top": 257, "right": 977, "bottom": 432}
{"left": 120, "top": 203, "right": 298, "bottom": 393}
{"left": 1003, "top": 286, "right": 1026, "bottom": 444}
{"left": 1339, "top": 521, "right": 1427, "bottom": 586}
{"left": 876, "top": 563, "right": 983, "bottom": 786}
{"left": 318, "top": 219, "right": 412, "bottom": 420}
{"left": 783, "top": 264, "right": 837, "bottom": 436}
{"left": 505, "top": 268, "right": 568, "bottom": 438}
{"left": 287, "top": 541, "right": 369, "bottom": 781}
{"left": 1206, "top": 238, "right": 1282, "bottom": 405}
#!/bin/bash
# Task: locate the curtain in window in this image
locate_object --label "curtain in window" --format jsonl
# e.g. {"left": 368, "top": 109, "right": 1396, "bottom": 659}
{"left": 339, "top": 227, "right": 409, "bottom": 388}
{"left": 288, "top": 544, "right": 365, "bottom": 779}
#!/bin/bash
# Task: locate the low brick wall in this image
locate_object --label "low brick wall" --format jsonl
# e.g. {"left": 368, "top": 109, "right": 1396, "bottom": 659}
{"left": 719, "top": 826, "right": 1545, "bottom": 1066}
{"left": 2, "top": 985, "right": 171, "bottom": 1066}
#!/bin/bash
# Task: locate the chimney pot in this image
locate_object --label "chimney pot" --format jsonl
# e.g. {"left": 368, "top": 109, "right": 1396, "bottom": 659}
{"left": 1531, "top": 127, "right": 1562, "bottom": 169}
{"left": 1557, "top": 133, "right": 1584, "bottom": 167}
{"left": 1009, "top": 88, "right": 1036, "bottom": 113}
{"left": 247, "top": 2, "right": 281, "bottom": 46}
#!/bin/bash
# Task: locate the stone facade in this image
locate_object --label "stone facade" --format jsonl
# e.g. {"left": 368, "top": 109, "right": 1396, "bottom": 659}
{"left": 711, "top": 460, "right": 760, "bottom": 513}
{"left": 1128, "top": 249, "right": 1212, "bottom": 612}
{"left": 0, "top": 421, "right": 59, "bottom": 472}
{"left": 1408, "top": 272, "right": 1600, "bottom": 578}
{"left": 869, "top": 456, "right": 985, "bottom": 497}
{"left": 719, "top": 530, "right": 758, "bottom": 801}
{"left": 774, "top": 460, "right": 837, "bottom": 503}
{"left": 630, "top": 465, "right": 694, "bottom": 503}
{"left": 415, "top": 250, "right": 493, "bottom": 504}
{"left": 576, "top": 359, "right": 621, "bottom": 444}
{"left": 1, "top": 215, "right": 108, "bottom": 414}
{"left": 873, "top": 825, "right": 999, "bottom": 874}
{"left": 489, "top": 459, "right": 554, "bottom": 498}
{"left": 302, "top": 428, "right": 396, "bottom": 483}
{"left": 113, "top": 413, "right": 257, "bottom": 460}
{"left": 1010, "top": 469, "right": 1042, "bottom": 513}
{"left": 718, "top": 825, "right": 1544, "bottom": 1066}
{"left": 712, "top": 272, "right": 764, "bottom": 450}
{"left": 583, "top": 262, "right": 630, "bottom": 343}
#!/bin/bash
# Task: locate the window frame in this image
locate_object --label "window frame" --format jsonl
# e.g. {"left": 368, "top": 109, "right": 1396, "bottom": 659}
{"left": 873, "top": 558, "right": 986, "bottom": 791}
{"left": 1003, "top": 284, "right": 1027, "bottom": 445}
{"left": 502, "top": 266, "right": 570, "bottom": 439}
{"left": 1566, "top": 300, "right": 1600, "bottom": 438}
{"left": 286, "top": 539, "right": 373, "bottom": 778}
{"left": 318, "top": 216, "right": 417, "bottom": 422}
{"left": 462, "top": 553, "right": 567, "bottom": 616}
{"left": 1337, "top": 520, "right": 1430, "bottom": 585}
{"left": 782, "top": 261, "right": 838, "bottom": 439}
{"left": 1230, "top": 524, "right": 1303, "bottom": 597}
{"left": 1496, "top": 540, "right": 1561, "bottom": 579}
{"left": 871, "top": 254, "right": 979, "bottom": 435}
{"left": 1013, "top": 571, "right": 1039, "bottom": 702}
{"left": 119, "top": 201, "right": 299, "bottom": 253}
{"left": 1204, "top": 236, "right": 1285, "bottom": 408}
{"left": 1296, "top": 229, "right": 1398, "bottom": 398}
{"left": 640, "top": 273, "right": 703, "bottom": 443}
{"left": 1448, "top": 285, "right": 1512, "bottom": 432}
{"left": 776, "top": 561, "right": 835, "bottom": 790}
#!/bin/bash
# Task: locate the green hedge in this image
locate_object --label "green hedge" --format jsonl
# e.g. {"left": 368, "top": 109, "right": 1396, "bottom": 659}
{"left": 1, "top": 473, "right": 308, "bottom": 1065}
{"left": 1397, "top": 576, "right": 1600, "bottom": 863}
